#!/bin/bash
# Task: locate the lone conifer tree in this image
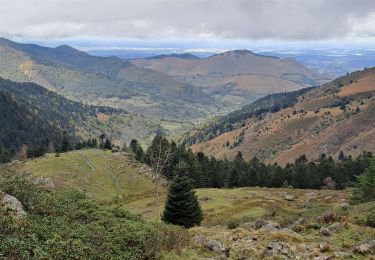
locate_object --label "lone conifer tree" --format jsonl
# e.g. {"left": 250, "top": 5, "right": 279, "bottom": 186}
{"left": 162, "top": 175, "right": 203, "bottom": 228}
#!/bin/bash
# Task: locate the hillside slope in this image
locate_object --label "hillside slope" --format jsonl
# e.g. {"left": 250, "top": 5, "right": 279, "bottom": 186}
{"left": 7, "top": 150, "right": 375, "bottom": 259}
{"left": 0, "top": 78, "right": 164, "bottom": 150}
{"left": 132, "top": 50, "right": 332, "bottom": 107}
{"left": 12, "top": 149, "right": 163, "bottom": 221}
{"left": 0, "top": 37, "right": 217, "bottom": 121}
{"left": 191, "top": 68, "right": 375, "bottom": 164}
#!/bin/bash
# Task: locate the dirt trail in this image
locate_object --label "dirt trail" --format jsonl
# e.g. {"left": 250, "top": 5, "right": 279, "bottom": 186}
{"left": 105, "top": 155, "right": 121, "bottom": 192}
{"left": 80, "top": 152, "right": 105, "bottom": 191}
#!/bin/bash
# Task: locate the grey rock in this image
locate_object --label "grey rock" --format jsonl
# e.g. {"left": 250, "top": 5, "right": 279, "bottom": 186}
{"left": 319, "top": 227, "right": 332, "bottom": 236}
{"left": 285, "top": 194, "right": 294, "bottom": 201}
{"left": 1, "top": 194, "right": 27, "bottom": 219}
{"left": 254, "top": 219, "right": 281, "bottom": 230}
{"left": 328, "top": 222, "right": 342, "bottom": 231}
{"left": 353, "top": 239, "right": 375, "bottom": 255}
{"left": 262, "top": 240, "right": 295, "bottom": 259}
{"left": 192, "top": 235, "right": 229, "bottom": 257}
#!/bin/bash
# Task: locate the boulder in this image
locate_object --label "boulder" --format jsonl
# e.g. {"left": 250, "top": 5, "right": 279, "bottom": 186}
{"left": 353, "top": 239, "right": 375, "bottom": 255}
{"left": 319, "top": 243, "right": 330, "bottom": 253}
{"left": 262, "top": 240, "right": 295, "bottom": 259}
{"left": 327, "top": 222, "right": 343, "bottom": 231}
{"left": 319, "top": 227, "right": 332, "bottom": 237}
{"left": 1, "top": 194, "right": 27, "bottom": 219}
{"left": 289, "top": 218, "right": 307, "bottom": 232}
{"left": 285, "top": 194, "right": 294, "bottom": 201}
{"left": 254, "top": 219, "right": 281, "bottom": 230}
{"left": 192, "top": 235, "right": 229, "bottom": 257}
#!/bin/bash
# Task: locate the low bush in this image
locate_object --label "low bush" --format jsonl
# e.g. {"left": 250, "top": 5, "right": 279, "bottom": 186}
{"left": 0, "top": 170, "right": 189, "bottom": 259}
{"left": 321, "top": 210, "right": 340, "bottom": 224}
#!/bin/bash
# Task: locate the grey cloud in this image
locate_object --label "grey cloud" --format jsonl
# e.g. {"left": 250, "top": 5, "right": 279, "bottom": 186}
{"left": 0, "top": 0, "right": 374, "bottom": 40}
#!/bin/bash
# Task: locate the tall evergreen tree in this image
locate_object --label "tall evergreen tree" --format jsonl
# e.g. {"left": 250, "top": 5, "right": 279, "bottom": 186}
{"left": 60, "top": 131, "right": 70, "bottom": 152}
{"left": 351, "top": 159, "right": 375, "bottom": 203}
{"left": 162, "top": 175, "right": 203, "bottom": 228}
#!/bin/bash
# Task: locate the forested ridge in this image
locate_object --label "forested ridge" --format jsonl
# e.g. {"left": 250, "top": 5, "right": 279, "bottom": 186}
{"left": 183, "top": 87, "right": 313, "bottom": 145}
{"left": 0, "top": 77, "right": 119, "bottom": 162}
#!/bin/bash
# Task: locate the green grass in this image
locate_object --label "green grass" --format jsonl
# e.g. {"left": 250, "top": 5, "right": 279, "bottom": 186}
{"left": 12, "top": 154, "right": 375, "bottom": 258}
{"left": 22, "top": 149, "right": 161, "bottom": 216}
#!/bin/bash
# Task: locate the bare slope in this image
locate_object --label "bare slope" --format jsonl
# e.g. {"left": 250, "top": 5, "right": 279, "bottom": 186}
{"left": 191, "top": 68, "right": 375, "bottom": 165}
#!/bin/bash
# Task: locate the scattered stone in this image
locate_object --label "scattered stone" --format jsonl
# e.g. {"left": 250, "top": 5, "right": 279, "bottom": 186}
{"left": 353, "top": 239, "right": 375, "bottom": 255}
{"left": 289, "top": 218, "right": 307, "bottom": 232}
{"left": 33, "top": 177, "right": 55, "bottom": 189}
{"left": 327, "top": 222, "right": 343, "bottom": 231}
{"left": 319, "top": 243, "right": 330, "bottom": 253}
{"left": 198, "top": 195, "right": 213, "bottom": 202}
{"left": 306, "top": 192, "right": 318, "bottom": 200}
{"left": 225, "top": 195, "right": 239, "bottom": 201}
{"left": 262, "top": 240, "right": 295, "bottom": 259}
{"left": 1, "top": 194, "right": 27, "bottom": 219}
{"left": 285, "top": 194, "right": 294, "bottom": 201}
{"left": 338, "top": 203, "right": 350, "bottom": 210}
{"left": 254, "top": 219, "right": 281, "bottom": 230}
{"left": 319, "top": 227, "right": 332, "bottom": 236}
{"left": 192, "top": 235, "right": 229, "bottom": 257}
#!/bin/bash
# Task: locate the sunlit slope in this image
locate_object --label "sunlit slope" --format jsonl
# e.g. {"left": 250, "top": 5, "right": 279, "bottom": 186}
{"left": 20, "top": 149, "right": 162, "bottom": 218}
{"left": 191, "top": 68, "right": 375, "bottom": 164}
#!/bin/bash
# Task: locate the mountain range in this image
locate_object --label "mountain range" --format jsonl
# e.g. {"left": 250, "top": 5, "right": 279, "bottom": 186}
{"left": 132, "top": 50, "right": 332, "bottom": 107}
{"left": 0, "top": 37, "right": 215, "bottom": 122}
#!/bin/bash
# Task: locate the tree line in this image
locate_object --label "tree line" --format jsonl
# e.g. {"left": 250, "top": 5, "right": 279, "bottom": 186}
{"left": 132, "top": 135, "right": 373, "bottom": 190}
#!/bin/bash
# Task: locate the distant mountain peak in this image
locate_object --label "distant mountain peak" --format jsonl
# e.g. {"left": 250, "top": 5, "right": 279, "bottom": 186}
{"left": 147, "top": 53, "right": 200, "bottom": 60}
{"left": 54, "top": 44, "right": 88, "bottom": 55}
{"left": 221, "top": 49, "right": 256, "bottom": 56}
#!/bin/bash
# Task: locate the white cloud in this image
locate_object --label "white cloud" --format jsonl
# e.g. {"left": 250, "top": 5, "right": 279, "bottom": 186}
{"left": 0, "top": 0, "right": 374, "bottom": 41}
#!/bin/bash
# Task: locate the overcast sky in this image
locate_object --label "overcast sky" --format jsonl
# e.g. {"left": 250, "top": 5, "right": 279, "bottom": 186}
{"left": 1, "top": 0, "right": 375, "bottom": 44}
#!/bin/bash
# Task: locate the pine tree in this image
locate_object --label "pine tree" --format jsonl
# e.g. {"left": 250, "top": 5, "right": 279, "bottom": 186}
{"left": 162, "top": 175, "right": 203, "bottom": 228}
{"left": 61, "top": 131, "right": 70, "bottom": 152}
{"left": 135, "top": 146, "right": 144, "bottom": 162}
{"left": 103, "top": 138, "right": 112, "bottom": 150}
{"left": 129, "top": 139, "right": 139, "bottom": 154}
{"left": 351, "top": 159, "right": 375, "bottom": 203}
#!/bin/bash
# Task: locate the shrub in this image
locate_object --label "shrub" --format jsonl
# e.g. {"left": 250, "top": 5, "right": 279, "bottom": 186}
{"left": 321, "top": 210, "right": 339, "bottom": 224}
{"left": 0, "top": 170, "right": 189, "bottom": 259}
{"left": 227, "top": 218, "right": 241, "bottom": 229}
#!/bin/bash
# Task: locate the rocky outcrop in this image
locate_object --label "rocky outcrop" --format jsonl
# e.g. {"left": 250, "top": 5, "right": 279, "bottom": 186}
{"left": 353, "top": 239, "right": 375, "bottom": 255}
{"left": 254, "top": 219, "right": 281, "bottom": 230}
{"left": 192, "top": 235, "right": 229, "bottom": 257}
{"left": 262, "top": 240, "right": 295, "bottom": 259}
{"left": 1, "top": 194, "right": 27, "bottom": 219}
